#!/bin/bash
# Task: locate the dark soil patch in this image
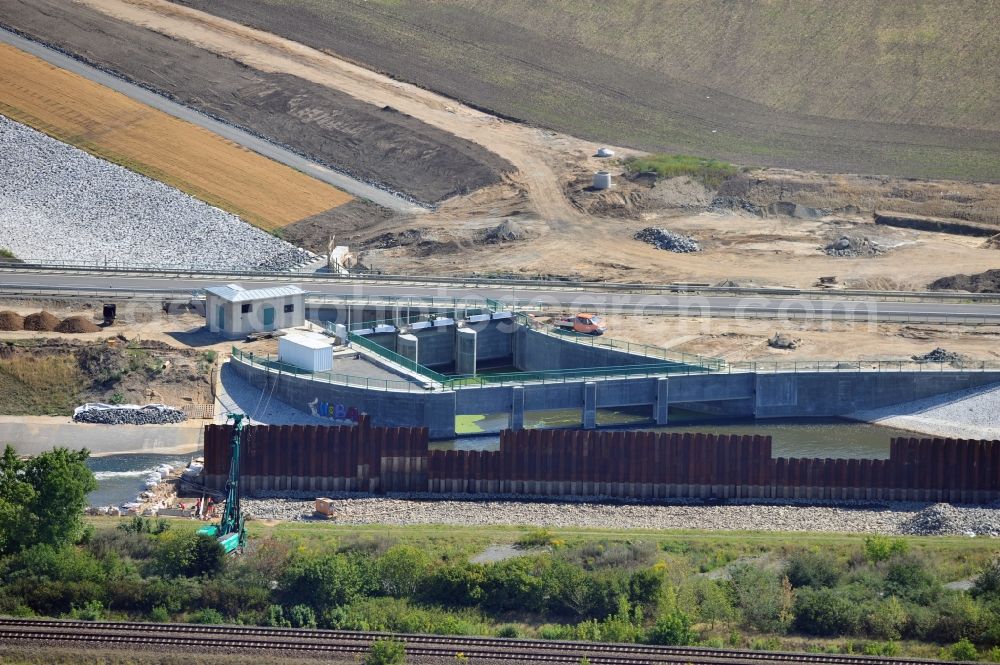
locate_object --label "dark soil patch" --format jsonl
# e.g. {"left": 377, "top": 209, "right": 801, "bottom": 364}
{"left": 2, "top": 0, "right": 513, "bottom": 205}
{"left": 929, "top": 269, "right": 1000, "bottom": 294}
{"left": 56, "top": 315, "right": 101, "bottom": 333}
{"left": 22, "top": 311, "right": 60, "bottom": 331}
{"left": 170, "top": 0, "right": 1000, "bottom": 182}
{"left": 281, "top": 199, "right": 399, "bottom": 254}
{"left": 0, "top": 311, "right": 24, "bottom": 331}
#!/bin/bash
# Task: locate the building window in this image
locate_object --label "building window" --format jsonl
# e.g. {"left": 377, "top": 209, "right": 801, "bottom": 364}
{"left": 284, "top": 303, "right": 295, "bottom": 313}
{"left": 241, "top": 303, "right": 253, "bottom": 313}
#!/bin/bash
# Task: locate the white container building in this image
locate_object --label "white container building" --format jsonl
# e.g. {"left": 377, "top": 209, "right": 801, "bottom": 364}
{"left": 279, "top": 332, "right": 333, "bottom": 372}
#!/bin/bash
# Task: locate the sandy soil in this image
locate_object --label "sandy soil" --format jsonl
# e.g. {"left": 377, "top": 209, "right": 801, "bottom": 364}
{"left": 1, "top": 0, "right": 510, "bottom": 206}
{"left": 588, "top": 314, "right": 1000, "bottom": 363}
{"left": 0, "top": 43, "right": 351, "bottom": 231}
{"left": 3, "top": 0, "right": 998, "bottom": 289}
{"left": 64, "top": 0, "right": 999, "bottom": 288}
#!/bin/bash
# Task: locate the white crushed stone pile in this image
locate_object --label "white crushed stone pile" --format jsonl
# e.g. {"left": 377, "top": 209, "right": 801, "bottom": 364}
{"left": 849, "top": 382, "right": 1000, "bottom": 440}
{"left": 241, "top": 495, "right": 999, "bottom": 535}
{"left": 0, "top": 116, "right": 311, "bottom": 270}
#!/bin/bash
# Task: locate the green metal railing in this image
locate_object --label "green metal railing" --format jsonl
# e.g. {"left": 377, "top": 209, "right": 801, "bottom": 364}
{"left": 230, "top": 346, "right": 420, "bottom": 392}
{"left": 347, "top": 333, "right": 451, "bottom": 384}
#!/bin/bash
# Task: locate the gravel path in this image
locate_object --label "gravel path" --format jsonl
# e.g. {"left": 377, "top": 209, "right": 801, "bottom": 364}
{"left": 0, "top": 115, "right": 311, "bottom": 270}
{"left": 244, "top": 495, "right": 1000, "bottom": 536}
{"left": 849, "top": 382, "right": 1000, "bottom": 440}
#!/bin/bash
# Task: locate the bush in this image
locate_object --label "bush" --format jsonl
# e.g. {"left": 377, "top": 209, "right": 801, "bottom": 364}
{"left": 942, "top": 638, "right": 978, "bottom": 662}
{"left": 517, "top": 529, "right": 554, "bottom": 548}
{"left": 262, "top": 604, "right": 290, "bottom": 627}
{"left": 786, "top": 550, "right": 841, "bottom": 588}
{"left": 149, "top": 606, "right": 170, "bottom": 622}
{"left": 289, "top": 604, "right": 317, "bottom": 628}
{"left": 974, "top": 559, "right": 1000, "bottom": 599}
{"left": 884, "top": 555, "right": 940, "bottom": 605}
{"left": 863, "top": 596, "right": 907, "bottom": 640}
{"left": 419, "top": 563, "right": 484, "bottom": 607}
{"left": 495, "top": 625, "right": 521, "bottom": 638}
{"left": 862, "top": 641, "right": 900, "bottom": 657}
{"left": 365, "top": 638, "right": 406, "bottom": 665}
{"left": 376, "top": 545, "right": 430, "bottom": 597}
{"left": 69, "top": 599, "right": 104, "bottom": 621}
{"left": 646, "top": 609, "right": 692, "bottom": 646}
{"left": 281, "top": 553, "right": 365, "bottom": 612}
{"left": 793, "top": 587, "right": 862, "bottom": 637}
{"left": 153, "top": 532, "right": 225, "bottom": 578}
{"left": 927, "top": 592, "right": 983, "bottom": 644}
{"left": 863, "top": 536, "right": 908, "bottom": 564}
{"left": 189, "top": 608, "right": 224, "bottom": 624}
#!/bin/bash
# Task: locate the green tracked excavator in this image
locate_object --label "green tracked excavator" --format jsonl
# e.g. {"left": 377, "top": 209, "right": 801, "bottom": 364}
{"left": 197, "top": 413, "right": 246, "bottom": 554}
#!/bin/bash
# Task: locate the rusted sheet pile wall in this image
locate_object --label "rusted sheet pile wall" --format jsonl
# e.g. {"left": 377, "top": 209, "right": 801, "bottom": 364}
{"left": 203, "top": 417, "right": 428, "bottom": 493}
{"left": 427, "top": 430, "right": 772, "bottom": 498}
{"left": 203, "top": 424, "right": 1000, "bottom": 502}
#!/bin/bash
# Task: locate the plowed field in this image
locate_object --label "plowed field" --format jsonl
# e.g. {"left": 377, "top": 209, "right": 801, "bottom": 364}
{"left": 0, "top": 44, "right": 352, "bottom": 232}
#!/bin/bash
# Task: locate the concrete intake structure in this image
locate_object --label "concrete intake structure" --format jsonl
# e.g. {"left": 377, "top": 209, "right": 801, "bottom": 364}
{"left": 201, "top": 421, "right": 1000, "bottom": 503}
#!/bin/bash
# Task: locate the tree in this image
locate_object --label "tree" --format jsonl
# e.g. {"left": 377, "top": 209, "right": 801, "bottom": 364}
{"left": 0, "top": 445, "right": 96, "bottom": 554}
{"left": 727, "top": 565, "right": 792, "bottom": 633}
{"left": 376, "top": 545, "right": 430, "bottom": 597}
{"left": 365, "top": 638, "right": 406, "bottom": 665}
{"left": 691, "top": 578, "right": 735, "bottom": 629}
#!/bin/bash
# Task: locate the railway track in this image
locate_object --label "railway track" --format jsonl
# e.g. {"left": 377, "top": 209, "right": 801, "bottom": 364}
{"left": 0, "top": 618, "right": 951, "bottom": 664}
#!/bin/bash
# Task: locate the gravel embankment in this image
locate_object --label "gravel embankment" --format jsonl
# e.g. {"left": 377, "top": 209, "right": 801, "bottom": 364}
{"left": 243, "top": 495, "right": 1000, "bottom": 536}
{"left": 849, "top": 382, "right": 1000, "bottom": 440}
{"left": 0, "top": 116, "right": 311, "bottom": 270}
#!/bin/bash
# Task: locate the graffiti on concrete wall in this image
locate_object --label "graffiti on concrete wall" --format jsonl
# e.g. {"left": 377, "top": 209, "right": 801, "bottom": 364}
{"left": 307, "top": 397, "right": 360, "bottom": 423}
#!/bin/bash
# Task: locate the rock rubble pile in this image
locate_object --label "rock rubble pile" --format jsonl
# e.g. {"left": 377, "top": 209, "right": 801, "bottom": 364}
{"left": 912, "top": 348, "right": 967, "bottom": 365}
{"left": 900, "top": 503, "right": 1000, "bottom": 537}
{"left": 824, "top": 235, "right": 884, "bottom": 257}
{"left": 634, "top": 227, "right": 701, "bottom": 253}
{"left": 0, "top": 116, "right": 311, "bottom": 271}
{"left": 240, "top": 494, "right": 999, "bottom": 536}
{"left": 73, "top": 403, "right": 187, "bottom": 425}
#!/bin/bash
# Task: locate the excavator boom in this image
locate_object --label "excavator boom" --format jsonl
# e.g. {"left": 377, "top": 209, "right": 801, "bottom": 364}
{"left": 197, "top": 413, "right": 246, "bottom": 554}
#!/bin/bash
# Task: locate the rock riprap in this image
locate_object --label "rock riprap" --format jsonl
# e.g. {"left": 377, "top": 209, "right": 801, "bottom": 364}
{"left": 73, "top": 403, "right": 187, "bottom": 425}
{"left": 634, "top": 228, "right": 701, "bottom": 252}
{"left": 0, "top": 116, "right": 311, "bottom": 270}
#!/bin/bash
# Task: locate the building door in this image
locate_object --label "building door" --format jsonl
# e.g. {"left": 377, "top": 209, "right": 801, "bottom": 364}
{"left": 217, "top": 305, "right": 225, "bottom": 330}
{"left": 263, "top": 306, "right": 275, "bottom": 327}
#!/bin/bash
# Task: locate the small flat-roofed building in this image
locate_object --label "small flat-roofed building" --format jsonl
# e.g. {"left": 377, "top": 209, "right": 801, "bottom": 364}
{"left": 279, "top": 332, "right": 333, "bottom": 372}
{"left": 204, "top": 283, "right": 305, "bottom": 338}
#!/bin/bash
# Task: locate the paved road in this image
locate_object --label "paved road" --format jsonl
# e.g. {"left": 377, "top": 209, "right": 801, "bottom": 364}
{"left": 0, "top": 27, "right": 425, "bottom": 214}
{"left": 3, "top": 271, "right": 1000, "bottom": 321}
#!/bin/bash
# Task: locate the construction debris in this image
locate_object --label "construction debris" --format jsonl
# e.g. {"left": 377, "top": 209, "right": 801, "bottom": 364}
{"left": 634, "top": 228, "right": 701, "bottom": 253}
{"left": 824, "top": 235, "right": 884, "bottom": 257}
{"left": 73, "top": 403, "right": 187, "bottom": 425}
{"left": 768, "top": 333, "right": 800, "bottom": 350}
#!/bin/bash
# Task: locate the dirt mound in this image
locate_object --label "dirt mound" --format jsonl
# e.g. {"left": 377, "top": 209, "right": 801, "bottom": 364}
{"left": 23, "top": 311, "right": 61, "bottom": 331}
{"left": 929, "top": 269, "right": 1000, "bottom": 293}
{"left": 56, "top": 316, "right": 101, "bottom": 333}
{"left": 0, "top": 311, "right": 24, "bottom": 331}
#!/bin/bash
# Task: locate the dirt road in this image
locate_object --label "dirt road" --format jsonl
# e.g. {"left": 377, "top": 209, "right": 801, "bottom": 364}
{"left": 79, "top": 0, "right": 622, "bottom": 230}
